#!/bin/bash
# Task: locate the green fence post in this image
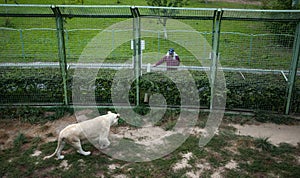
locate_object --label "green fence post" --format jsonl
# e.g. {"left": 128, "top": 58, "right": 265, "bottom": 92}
{"left": 112, "top": 29, "right": 115, "bottom": 58}
{"left": 249, "top": 34, "right": 253, "bottom": 65}
{"left": 210, "top": 9, "right": 223, "bottom": 110}
{"left": 285, "top": 22, "right": 300, "bottom": 114}
{"left": 65, "top": 30, "right": 69, "bottom": 59}
{"left": 19, "top": 29, "right": 25, "bottom": 59}
{"left": 131, "top": 6, "right": 142, "bottom": 106}
{"left": 51, "top": 5, "right": 69, "bottom": 106}
{"left": 203, "top": 32, "right": 207, "bottom": 60}
{"left": 157, "top": 31, "right": 160, "bottom": 60}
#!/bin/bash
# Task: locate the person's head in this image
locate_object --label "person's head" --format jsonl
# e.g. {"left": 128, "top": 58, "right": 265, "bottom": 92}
{"left": 168, "top": 48, "right": 174, "bottom": 56}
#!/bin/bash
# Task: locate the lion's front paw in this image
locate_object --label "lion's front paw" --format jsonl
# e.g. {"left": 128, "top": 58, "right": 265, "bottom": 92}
{"left": 77, "top": 150, "right": 91, "bottom": 156}
{"left": 58, "top": 155, "right": 64, "bottom": 160}
{"left": 84, "top": 151, "right": 91, "bottom": 156}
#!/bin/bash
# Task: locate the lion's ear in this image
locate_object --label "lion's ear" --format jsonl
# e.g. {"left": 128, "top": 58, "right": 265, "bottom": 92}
{"left": 107, "top": 111, "right": 112, "bottom": 114}
{"left": 117, "top": 114, "right": 120, "bottom": 118}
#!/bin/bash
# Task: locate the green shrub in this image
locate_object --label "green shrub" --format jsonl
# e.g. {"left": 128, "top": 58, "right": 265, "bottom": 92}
{"left": 0, "top": 68, "right": 299, "bottom": 113}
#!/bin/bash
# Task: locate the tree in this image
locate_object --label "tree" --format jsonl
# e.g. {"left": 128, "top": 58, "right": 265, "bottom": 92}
{"left": 145, "top": 0, "right": 189, "bottom": 39}
{"left": 62, "top": 0, "right": 84, "bottom": 5}
{"left": 3, "top": 0, "right": 18, "bottom": 27}
{"left": 261, "top": 0, "right": 298, "bottom": 9}
{"left": 4, "top": 0, "right": 18, "bottom": 4}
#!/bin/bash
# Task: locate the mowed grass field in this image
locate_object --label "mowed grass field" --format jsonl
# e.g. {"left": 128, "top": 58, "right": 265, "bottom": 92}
{"left": 2, "top": 0, "right": 291, "bottom": 70}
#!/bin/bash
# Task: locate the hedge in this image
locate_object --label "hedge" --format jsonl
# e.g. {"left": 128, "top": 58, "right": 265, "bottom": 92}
{"left": 0, "top": 68, "right": 299, "bottom": 113}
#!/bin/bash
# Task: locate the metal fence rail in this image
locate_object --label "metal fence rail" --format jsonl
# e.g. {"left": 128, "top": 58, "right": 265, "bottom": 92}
{"left": 0, "top": 4, "right": 299, "bottom": 114}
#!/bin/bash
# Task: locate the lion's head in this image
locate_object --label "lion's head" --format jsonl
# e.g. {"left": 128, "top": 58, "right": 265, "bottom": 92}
{"left": 107, "top": 111, "right": 120, "bottom": 126}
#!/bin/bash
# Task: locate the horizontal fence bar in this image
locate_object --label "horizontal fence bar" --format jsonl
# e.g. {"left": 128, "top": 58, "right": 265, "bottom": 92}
{"left": 1, "top": 62, "right": 299, "bottom": 76}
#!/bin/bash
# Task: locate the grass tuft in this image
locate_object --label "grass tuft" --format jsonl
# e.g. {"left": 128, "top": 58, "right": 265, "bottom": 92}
{"left": 13, "top": 132, "right": 28, "bottom": 150}
{"left": 254, "top": 137, "right": 274, "bottom": 152}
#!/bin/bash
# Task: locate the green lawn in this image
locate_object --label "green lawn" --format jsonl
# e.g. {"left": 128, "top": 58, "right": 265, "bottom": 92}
{"left": 1, "top": 0, "right": 293, "bottom": 70}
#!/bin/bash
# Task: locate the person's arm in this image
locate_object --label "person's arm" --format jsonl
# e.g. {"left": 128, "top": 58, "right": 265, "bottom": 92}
{"left": 153, "top": 56, "right": 166, "bottom": 67}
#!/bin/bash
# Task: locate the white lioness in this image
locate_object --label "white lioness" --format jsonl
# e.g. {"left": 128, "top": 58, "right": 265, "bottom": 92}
{"left": 43, "top": 111, "right": 120, "bottom": 160}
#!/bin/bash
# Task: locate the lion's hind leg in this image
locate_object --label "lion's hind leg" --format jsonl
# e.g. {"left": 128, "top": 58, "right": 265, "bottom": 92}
{"left": 43, "top": 136, "right": 66, "bottom": 160}
{"left": 68, "top": 137, "right": 91, "bottom": 156}
{"left": 56, "top": 139, "right": 66, "bottom": 160}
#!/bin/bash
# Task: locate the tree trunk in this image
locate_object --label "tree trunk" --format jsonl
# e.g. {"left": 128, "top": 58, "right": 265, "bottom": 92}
{"left": 163, "top": 17, "right": 167, "bottom": 39}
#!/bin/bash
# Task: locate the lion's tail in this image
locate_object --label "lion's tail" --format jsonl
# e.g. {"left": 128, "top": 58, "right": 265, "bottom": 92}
{"left": 43, "top": 136, "right": 63, "bottom": 160}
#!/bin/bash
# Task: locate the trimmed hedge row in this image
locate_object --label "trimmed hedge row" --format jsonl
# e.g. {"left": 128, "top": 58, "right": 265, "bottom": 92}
{"left": 0, "top": 68, "right": 299, "bottom": 113}
{"left": 0, "top": 68, "right": 64, "bottom": 104}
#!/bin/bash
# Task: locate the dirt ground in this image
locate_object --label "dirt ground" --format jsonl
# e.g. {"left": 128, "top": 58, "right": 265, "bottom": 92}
{"left": 0, "top": 114, "right": 77, "bottom": 150}
{"left": 231, "top": 123, "right": 300, "bottom": 146}
{"left": 0, "top": 111, "right": 299, "bottom": 177}
{"left": 0, "top": 112, "right": 299, "bottom": 151}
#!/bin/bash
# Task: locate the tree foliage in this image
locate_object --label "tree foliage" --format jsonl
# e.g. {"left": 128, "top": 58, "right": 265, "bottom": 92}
{"left": 145, "top": 0, "right": 189, "bottom": 39}
{"left": 4, "top": 0, "right": 18, "bottom": 4}
{"left": 62, "top": 0, "right": 84, "bottom": 5}
{"left": 261, "top": 0, "right": 298, "bottom": 10}
{"left": 145, "top": 0, "right": 189, "bottom": 7}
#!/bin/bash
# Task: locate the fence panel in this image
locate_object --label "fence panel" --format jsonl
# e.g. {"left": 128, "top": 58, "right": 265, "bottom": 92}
{"left": 220, "top": 20, "right": 294, "bottom": 70}
{"left": 0, "top": 5, "right": 299, "bottom": 114}
{"left": 0, "top": 27, "right": 22, "bottom": 61}
{"left": 0, "top": 14, "right": 65, "bottom": 105}
{"left": 219, "top": 20, "right": 295, "bottom": 112}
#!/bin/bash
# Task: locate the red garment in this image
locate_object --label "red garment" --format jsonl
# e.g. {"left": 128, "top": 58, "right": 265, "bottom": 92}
{"left": 154, "top": 55, "right": 180, "bottom": 70}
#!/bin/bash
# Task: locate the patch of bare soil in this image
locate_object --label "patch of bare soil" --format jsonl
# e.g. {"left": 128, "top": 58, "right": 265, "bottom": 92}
{"left": 1, "top": 111, "right": 299, "bottom": 152}
{"left": 115, "top": 126, "right": 177, "bottom": 146}
{"left": 231, "top": 123, "right": 300, "bottom": 146}
{"left": 172, "top": 152, "right": 194, "bottom": 172}
{"left": 0, "top": 114, "right": 76, "bottom": 150}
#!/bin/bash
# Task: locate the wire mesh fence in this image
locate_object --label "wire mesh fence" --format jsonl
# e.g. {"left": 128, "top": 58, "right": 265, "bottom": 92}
{"left": 0, "top": 5, "right": 299, "bottom": 114}
{"left": 219, "top": 20, "right": 294, "bottom": 70}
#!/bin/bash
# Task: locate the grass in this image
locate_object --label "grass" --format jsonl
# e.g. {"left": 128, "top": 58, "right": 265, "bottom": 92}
{"left": 2, "top": 126, "right": 299, "bottom": 177}
{"left": 13, "top": 132, "right": 28, "bottom": 150}
{"left": 254, "top": 137, "right": 273, "bottom": 151}
{"left": 0, "top": 1, "right": 298, "bottom": 175}
{"left": 1, "top": 0, "right": 292, "bottom": 70}
{"left": 254, "top": 111, "right": 298, "bottom": 125}
{"left": 1, "top": 108, "right": 299, "bottom": 177}
{"left": 2, "top": 19, "right": 291, "bottom": 69}
{"left": 0, "top": 106, "right": 74, "bottom": 123}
